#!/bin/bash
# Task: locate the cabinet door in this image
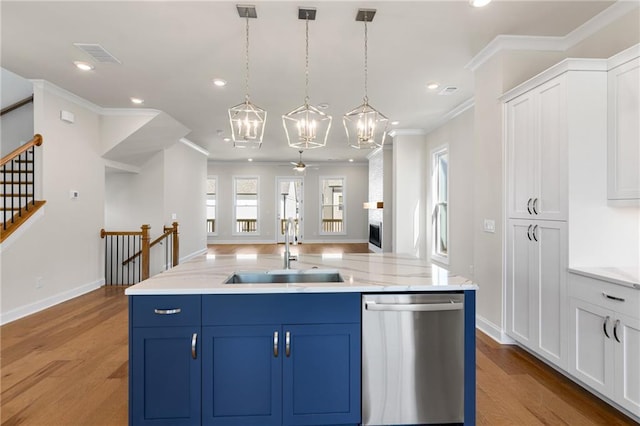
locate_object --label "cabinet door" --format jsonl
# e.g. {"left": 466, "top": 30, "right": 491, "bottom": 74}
{"left": 535, "top": 77, "right": 567, "bottom": 220}
{"left": 506, "top": 93, "right": 537, "bottom": 219}
{"left": 202, "top": 325, "right": 282, "bottom": 426}
{"left": 613, "top": 312, "right": 640, "bottom": 416}
{"left": 608, "top": 58, "right": 640, "bottom": 201}
{"left": 131, "top": 327, "right": 201, "bottom": 426}
{"left": 568, "top": 298, "right": 614, "bottom": 397}
{"left": 535, "top": 221, "right": 567, "bottom": 367}
{"left": 282, "top": 323, "right": 361, "bottom": 426}
{"left": 506, "top": 219, "right": 536, "bottom": 347}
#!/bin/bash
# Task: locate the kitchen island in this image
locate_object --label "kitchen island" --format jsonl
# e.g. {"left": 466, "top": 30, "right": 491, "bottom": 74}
{"left": 126, "top": 253, "right": 478, "bottom": 426}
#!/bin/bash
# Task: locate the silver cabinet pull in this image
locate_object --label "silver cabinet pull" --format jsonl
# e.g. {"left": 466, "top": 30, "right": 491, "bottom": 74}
{"left": 285, "top": 331, "right": 291, "bottom": 357}
{"left": 273, "top": 331, "right": 279, "bottom": 358}
{"left": 191, "top": 333, "right": 197, "bottom": 359}
{"left": 602, "top": 292, "right": 625, "bottom": 302}
{"left": 527, "top": 198, "right": 533, "bottom": 214}
{"left": 532, "top": 198, "right": 539, "bottom": 215}
{"left": 613, "top": 319, "right": 621, "bottom": 343}
{"left": 532, "top": 225, "right": 538, "bottom": 242}
{"left": 527, "top": 225, "right": 532, "bottom": 241}
{"left": 154, "top": 308, "right": 181, "bottom": 315}
{"left": 603, "top": 316, "right": 611, "bottom": 339}
{"left": 365, "top": 301, "right": 464, "bottom": 312}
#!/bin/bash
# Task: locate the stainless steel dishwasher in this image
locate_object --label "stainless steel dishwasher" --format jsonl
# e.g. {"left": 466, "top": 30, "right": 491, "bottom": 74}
{"left": 362, "top": 293, "right": 465, "bottom": 425}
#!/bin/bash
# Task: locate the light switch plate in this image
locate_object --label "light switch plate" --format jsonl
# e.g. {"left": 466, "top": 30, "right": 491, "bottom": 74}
{"left": 483, "top": 219, "right": 495, "bottom": 233}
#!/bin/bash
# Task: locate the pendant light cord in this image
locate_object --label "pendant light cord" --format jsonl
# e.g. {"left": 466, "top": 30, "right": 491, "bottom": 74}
{"left": 363, "top": 15, "right": 368, "bottom": 103}
{"left": 245, "top": 12, "right": 250, "bottom": 102}
{"left": 304, "top": 11, "right": 310, "bottom": 105}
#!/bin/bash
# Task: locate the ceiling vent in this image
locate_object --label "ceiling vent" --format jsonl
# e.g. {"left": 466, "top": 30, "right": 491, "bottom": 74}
{"left": 73, "top": 43, "right": 121, "bottom": 64}
{"left": 439, "top": 86, "right": 458, "bottom": 95}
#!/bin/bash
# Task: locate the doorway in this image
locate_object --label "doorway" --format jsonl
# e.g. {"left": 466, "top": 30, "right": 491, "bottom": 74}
{"left": 276, "top": 177, "right": 303, "bottom": 243}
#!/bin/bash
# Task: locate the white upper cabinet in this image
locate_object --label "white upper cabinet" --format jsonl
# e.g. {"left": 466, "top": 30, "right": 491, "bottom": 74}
{"left": 608, "top": 48, "right": 640, "bottom": 203}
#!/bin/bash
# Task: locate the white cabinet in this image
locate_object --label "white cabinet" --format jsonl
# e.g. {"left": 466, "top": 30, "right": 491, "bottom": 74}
{"left": 506, "top": 219, "right": 567, "bottom": 368}
{"left": 568, "top": 273, "right": 640, "bottom": 419}
{"left": 505, "top": 75, "right": 568, "bottom": 221}
{"left": 608, "top": 52, "right": 640, "bottom": 202}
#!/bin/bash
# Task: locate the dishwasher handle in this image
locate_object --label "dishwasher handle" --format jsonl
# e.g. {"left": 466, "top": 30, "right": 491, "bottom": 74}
{"left": 365, "top": 300, "right": 463, "bottom": 312}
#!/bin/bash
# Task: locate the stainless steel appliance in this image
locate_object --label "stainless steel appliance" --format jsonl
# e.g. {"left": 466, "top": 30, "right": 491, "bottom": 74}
{"left": 362, "top": 293, "right": 465, "bottom": 425}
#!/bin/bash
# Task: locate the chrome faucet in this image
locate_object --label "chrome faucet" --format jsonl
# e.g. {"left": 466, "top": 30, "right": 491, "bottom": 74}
{"left": 284, "top": 217, "right": 297, "bottom": 269}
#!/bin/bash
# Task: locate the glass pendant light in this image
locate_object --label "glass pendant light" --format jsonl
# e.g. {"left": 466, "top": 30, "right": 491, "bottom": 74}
{"left": 282, "top": 8, "right": 332, "bottom": 150}
{"left": 228, "top": 5, "right": 266, "bottom": 148}
{"left": 343, "top": 9, "right": 388, "bottom": 149}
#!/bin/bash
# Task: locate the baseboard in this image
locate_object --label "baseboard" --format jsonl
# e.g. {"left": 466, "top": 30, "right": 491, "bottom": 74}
{"left": 181, "top": 247, "right": 207, "bottom": 263}
{"left": 301, "top": 239, "right": 368, "bottom": 244}
{"left": 476, "top": 314, "right": 516, "bottom": 344}
{"left": 0, "top": 278, "right": 104, "bottom": 325}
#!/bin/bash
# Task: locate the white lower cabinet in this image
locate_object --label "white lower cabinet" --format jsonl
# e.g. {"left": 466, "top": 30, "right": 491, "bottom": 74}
{"left": 506, "top": 219, "right": 567, "bottom": 368}
{"left": 568, "top": 274, "right": 640, "bottom": 419}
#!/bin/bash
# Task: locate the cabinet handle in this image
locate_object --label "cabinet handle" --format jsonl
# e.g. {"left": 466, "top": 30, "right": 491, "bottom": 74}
{"left": 613, "top": 319, "right": 621, "bottom": 343}
{"left": 532, "top": 198, "right": 539, "bottom": 215}
{"left": 154, "top": 308, "right": 181, "bottom": 315}
{"left": 527, "top": 225, "right": 532, "bottom": 241}
{"left": 602, "top": 292, "right": 625, "bottom": 302}
{"left": 603, "top": 316, "right": 611, "bottom": 339}
{"left": 532, "top": 225, "right": 538, "bottom": 242}
{"left": 273, "top": 331, "right": 279, "bottom": 358}
{"left": 527, "top": 198, "right": 533, "bottom": 214}
{"left": 285, "top": 331, "right": 291, "bottom": 357}
{"left": 191, "top": 333, "right": 197, "bottom": 359}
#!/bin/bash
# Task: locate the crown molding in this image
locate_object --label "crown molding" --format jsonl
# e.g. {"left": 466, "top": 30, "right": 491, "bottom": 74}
{"left": 424, "top": 98, "right": 475, "bottom": 135}
{"left": 104, "top": 159, "right": 141, "bottom": 174}
{"left": 100, "top": 108, "right": 160, "bottom": 117}
{"left": 466, "top": 1, "right": 639, "bottom": 71}
{"left": 388, "top": 129, "right": 425, "bottom": 138}
{"left": 607, "top": 43, "right": 640, "bottom": 69}
{"left": 180, "top": 137, "right": 210, "bottom": 157}
{"left": 31, "top": 79, "right": 103, "bottom": 114}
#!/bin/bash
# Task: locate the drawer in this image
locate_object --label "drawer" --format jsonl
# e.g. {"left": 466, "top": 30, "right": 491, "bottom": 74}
{"left": 130, "top": 295, "right": 201, "bottom": 327}
{"left": 568, "top": 273, "right": 640, "bottom": 319}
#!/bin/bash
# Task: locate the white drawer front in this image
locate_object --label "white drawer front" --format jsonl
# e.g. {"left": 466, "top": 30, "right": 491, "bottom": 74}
{"left": 568, "top": 273, "right": 640, "bottom": 319}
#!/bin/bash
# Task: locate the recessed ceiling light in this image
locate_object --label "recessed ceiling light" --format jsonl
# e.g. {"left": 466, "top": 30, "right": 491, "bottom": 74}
{"left": 427, "top": 82, "right": 440, "bottom": 90}
{"left": 469, "top": 0, "right": 491, "bottom": 7}
{"left": 212, "top": 78, "right": 227, "bottom": 87}
{"left": 248, "top": 158, "right": 253, "bottom": 162}
{"left": 74, "top": 61, "right": 94, "bottom": 71}
{"left": 317, "top": 103, "right": 330, "bottom": 110}
{"left": 130, "top": 97, "right": 144, "bottom": 104}
{"left": 391, "top": 121, "right": 400, "bottom": 125}
{"left": 223, "top": 137, "right": 231, "bottom": 143}
{"left": 348, "top": 158, "right": 354, "bottom": 162}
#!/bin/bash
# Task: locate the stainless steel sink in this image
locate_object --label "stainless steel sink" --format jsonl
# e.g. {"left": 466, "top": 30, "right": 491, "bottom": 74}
{"left": 224, "top": 269, "right": 344, "bottom": 284}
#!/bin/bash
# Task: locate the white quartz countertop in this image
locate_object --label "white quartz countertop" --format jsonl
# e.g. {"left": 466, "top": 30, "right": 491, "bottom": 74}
{"left": 125, "top": 253, "right": 477, "bottom": 295}
{"left": 568, "top": 266, "right": 640, "bottom": 289}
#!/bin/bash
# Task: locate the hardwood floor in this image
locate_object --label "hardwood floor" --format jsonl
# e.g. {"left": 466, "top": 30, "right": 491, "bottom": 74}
{"left": 206, "top": 242, "right": 371, "bottom": 255}
{"left": 1, "top": 247, "right": 637, "bottom": 425}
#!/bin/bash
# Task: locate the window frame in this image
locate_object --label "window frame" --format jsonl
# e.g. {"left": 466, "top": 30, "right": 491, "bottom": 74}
{"left": 431, "top": 145, "right": 449, "bottom": 265}
{"left": 206, "top": 175, "right": 218, "bottom": 236}
{"left": 232, "top": 176, "right": 260, "bottom": 236}
{"left": 319, "top": 176, "right": 347, "bottom": 236}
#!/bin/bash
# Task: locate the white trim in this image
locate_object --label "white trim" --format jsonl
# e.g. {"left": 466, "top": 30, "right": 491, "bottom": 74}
{"left": 206, "top": 239, "right": 284, "bottom": 245}
{"left": 388, "top": 129, "right": 426, "bottom": 138}
{"left": 607, "top": 43, "right": 640, "bottom": 69}
{"left": 0, "top": 206, "right": 45, "bottom": 253}
{"left": 207, "top": 176, "right": 218, "bottom": 236}
{"left": 31, "top": 80, "right": 102, "bottom": 114}
{"left": 104, "top": 159, "right": 141, "bottom": 174}
{"left": 476, "top": 315, "right": 516, "bottom": 344}
{"left": 466, "top": 1, "right": 639, "bottom": 71}
{"left": 430, "top": 144, "right": 449, "bottom": 265}
{"left": 299, "top": 239, "right": 368, "bottom": 244}
{"left": 232, "top": 175, "right": 261, "bottom": 236}
{"left": 275, "top": 176, "right": 305, "bottom": 244}
{"left": 319, "top": 176, "right": 347, "bottom": 236}
{"left": 180, "top": 247, "right": 207, "bottom": 263}
{"left": 180, "top": 137, "right": 210, "bottom": 157}
{"left": 0, "top": 278, "right": 104, "bottom": 325}
{"left": 425, "top": 98, "right": 475, "bottom": 135}
{"left": 100, "top": 108, "right": 160, "bottom": 117}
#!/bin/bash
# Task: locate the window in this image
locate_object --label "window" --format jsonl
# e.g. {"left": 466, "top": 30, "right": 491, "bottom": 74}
{"left": 206, "top": 177, "right": 217, "bottom": 234}
{"left": 431, "top": 146, "right": 449, "bottom": 263}
{"left": 320, "top": 177, "right": 345, "bottom": 234}
{"left": 234, "top": 177, "right": 259, "bottom": 234}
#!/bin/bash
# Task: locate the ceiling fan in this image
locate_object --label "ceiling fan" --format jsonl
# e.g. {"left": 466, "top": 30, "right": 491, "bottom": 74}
{"left": 291, "top": 150, "right": 312, "bottom": 172}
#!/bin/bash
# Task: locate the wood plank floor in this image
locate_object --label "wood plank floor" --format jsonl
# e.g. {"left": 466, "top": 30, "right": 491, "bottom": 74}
{"left": 1, "top": 244, "right": 637, "bottom": 425}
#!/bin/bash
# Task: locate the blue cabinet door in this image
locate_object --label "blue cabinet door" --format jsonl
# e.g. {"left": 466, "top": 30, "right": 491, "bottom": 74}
{"left": 202, "top": 325, "right": 282, "bottom": 426}
{"left": 282, "top": 323, "right": 361, "bottom": 426}
{"left": 130, "top": 327, "right": 201, "bottom": 425}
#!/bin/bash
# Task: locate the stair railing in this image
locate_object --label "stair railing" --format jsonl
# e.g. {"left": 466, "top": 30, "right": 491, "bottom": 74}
{"left": 1, "top": 134, "right": 44, "bottom": 241}
{"left": 100, "top": 222, "right": 179, "bottom": 285}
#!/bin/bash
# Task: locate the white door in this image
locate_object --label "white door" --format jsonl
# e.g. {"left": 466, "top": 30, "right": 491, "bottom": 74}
{"left": 276, "top": 177, "right": 303, "bottom": 244}
{"left": 614, "top": 312, "right": 640, "bottom": 416}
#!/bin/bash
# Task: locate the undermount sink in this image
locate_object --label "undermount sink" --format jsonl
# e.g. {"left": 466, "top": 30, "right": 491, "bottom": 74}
{"left": 224, "top": 269, "right": 344, "bottom": 284}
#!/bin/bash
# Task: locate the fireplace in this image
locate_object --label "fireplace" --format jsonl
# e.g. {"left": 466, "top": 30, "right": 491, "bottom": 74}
{"left": 369, "top": 222, "right": 382, "bottom": 249}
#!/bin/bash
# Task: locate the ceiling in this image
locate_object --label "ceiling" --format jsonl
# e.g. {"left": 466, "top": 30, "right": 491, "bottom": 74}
{"left": 1, "top": 1, "right": 616, "bottom": 165}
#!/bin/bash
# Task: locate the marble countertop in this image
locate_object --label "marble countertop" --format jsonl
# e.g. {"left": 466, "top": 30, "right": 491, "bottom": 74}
{"left": 568, "top": 266, "right": 640, "bottom": 289}
{"left": 125, "top": 253, "right": 477, "bottom": 295}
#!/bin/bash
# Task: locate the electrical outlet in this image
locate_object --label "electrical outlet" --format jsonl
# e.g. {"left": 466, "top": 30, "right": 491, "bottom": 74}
{"left": 171, "top": 213, "right": 177, "bottom": 220}
{"left": 36, "top": 277, "right": 43, "bottom": 289}
{"left": 483, "top": 219, "right": 495, "bottom": 233}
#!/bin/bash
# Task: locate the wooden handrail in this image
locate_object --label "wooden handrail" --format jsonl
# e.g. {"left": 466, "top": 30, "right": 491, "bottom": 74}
{"left": 0, "top": 95, "right": 33, "bottom": 117}
{"left": 100, "top": 229, "right": 143, "bottom": 238}
{"left": 119, "top": 222, "right": 179, "bottom": 268}
{"left": 1, "top": 134, "right": 43, "bottom": 168}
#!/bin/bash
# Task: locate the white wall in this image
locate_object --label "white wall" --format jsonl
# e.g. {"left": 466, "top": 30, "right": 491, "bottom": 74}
{"left": 207, "top": 162, "right": 368, "bottom": 243}
{"left": 1, "top": 68, "right": 34, "bottom": 156}
{"left": 392, "top": 133, "right": 427, "bottom": 258}
{"left": 1, "top": 81, "right": 105, "bottom": 323}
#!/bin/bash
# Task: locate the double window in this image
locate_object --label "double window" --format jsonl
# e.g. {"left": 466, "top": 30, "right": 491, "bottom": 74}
{"left": 234, "top": 177, "right": 259, "bottom": 234}
{"left": 431, "top": 146, "right": 449, "bottom": 263}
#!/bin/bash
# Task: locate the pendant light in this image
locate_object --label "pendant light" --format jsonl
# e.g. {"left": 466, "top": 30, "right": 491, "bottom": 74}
{"left": 282, "top": 8, "right": 332, "bottom": 150}
{"left": 343, "top": 9, "right": 388, "bottom": 149}
{"left": 228, "top": 5, "right": 266, "bottom": 148}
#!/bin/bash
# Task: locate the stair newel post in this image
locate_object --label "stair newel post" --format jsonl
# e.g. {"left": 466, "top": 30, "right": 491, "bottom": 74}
{"left": 141, "top": 224, "right": 151, "bottom": 281}
{"left": 171, "top": 221, "right": 179, "bottom": 267}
